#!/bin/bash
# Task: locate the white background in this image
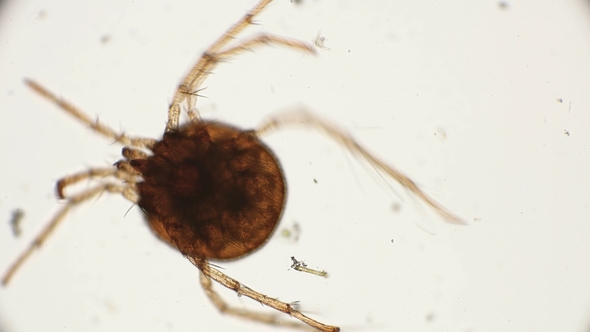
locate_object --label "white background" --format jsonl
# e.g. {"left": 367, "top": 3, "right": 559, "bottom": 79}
{"left": 1, "top": 0, "right": 590, "bottom": 331}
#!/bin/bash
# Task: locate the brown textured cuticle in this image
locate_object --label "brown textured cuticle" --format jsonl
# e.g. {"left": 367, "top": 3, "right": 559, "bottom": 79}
{"left": 132, "top": 121, "right": 285, "bottom": 260}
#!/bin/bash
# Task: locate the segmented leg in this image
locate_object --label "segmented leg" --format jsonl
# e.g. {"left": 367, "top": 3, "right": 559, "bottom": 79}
{"left": 254, "top": 106, "right": 466, "bottom": 224}
{"left": 166, "top": 0, "right": 316, "bottom": 131}
{"left": 191, "top": 257, "right": 340, "bottom": 332}
{"left": 56, "top": 166, "right": 138, "bottom": 199}
{"left": 2, "top": 183, "right": 137, "bottom": 285}
{"left": 25, "top": 79, "right": 157, "bottom": 149}
{"left": 199, "top": 272, "right": 318, "bottom": 331}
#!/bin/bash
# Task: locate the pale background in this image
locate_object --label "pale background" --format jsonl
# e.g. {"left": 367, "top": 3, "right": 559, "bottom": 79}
{"left": 1, "top": 0, "right": 589, "bottom": 331}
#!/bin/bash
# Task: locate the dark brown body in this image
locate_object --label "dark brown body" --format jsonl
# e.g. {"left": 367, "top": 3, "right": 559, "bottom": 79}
{"left": 130, "top": 121, "right": 286, "bottom": 260}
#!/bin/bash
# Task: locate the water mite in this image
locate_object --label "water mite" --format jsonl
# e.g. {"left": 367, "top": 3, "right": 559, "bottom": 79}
{"left": 2, "top": 1, "right": 464, "bottom": 331}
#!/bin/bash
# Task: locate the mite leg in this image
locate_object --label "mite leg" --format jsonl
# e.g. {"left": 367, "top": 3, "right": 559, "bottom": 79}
{"left": 2, "top": 183, "right": 137, "bottom": 285}
{"left": 255, "top": 106, "right": 466, "bottom": 224}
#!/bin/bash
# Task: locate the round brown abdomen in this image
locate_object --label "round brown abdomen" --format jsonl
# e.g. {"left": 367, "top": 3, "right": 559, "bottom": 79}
{"left": 132, "top": 121, "right": 285, "bottom": 260}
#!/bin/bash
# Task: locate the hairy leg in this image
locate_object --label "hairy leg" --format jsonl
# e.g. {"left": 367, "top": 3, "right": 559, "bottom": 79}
{"left": 25, "top": 79, "right": 157, "bottom": 149}
{"left": 166, "top": 0, "right": 316, "bottom": 131}
{"left": 189, "top": 257, "right": 340, "bottom": 332}
{"left": 2, "top": 183, "right": 137, "bottom": 285}
{"left": 255, "top": 106, "right": 466, "bottom": 224}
